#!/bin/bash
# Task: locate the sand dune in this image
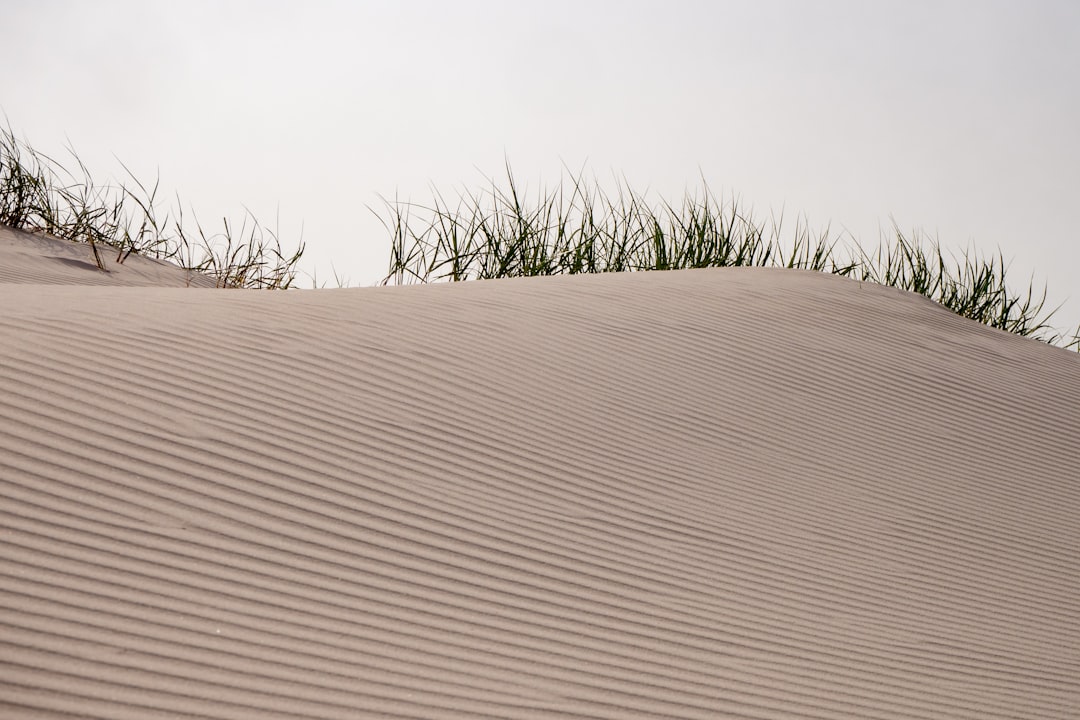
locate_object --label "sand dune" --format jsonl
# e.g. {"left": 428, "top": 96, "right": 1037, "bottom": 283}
{"left": 1, "top": 231, "right": 1079, "bottom": 718}
{"left": 0, "top": 225, "right": 218, "bottom": 287}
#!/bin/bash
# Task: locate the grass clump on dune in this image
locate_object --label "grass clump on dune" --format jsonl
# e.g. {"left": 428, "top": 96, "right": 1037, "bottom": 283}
{"left": 2, "top": 125, "right": 1075, "bottom": 348}
{"left": 380, "top": 164, "right": 1079, "bottom": 349}
{"left": 0, "top": 124, "right": 303, "bottom": 288}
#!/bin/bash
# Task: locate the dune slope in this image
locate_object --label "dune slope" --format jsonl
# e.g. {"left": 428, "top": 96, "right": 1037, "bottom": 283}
{"left": 1, "top": 264, "right": 1078, "bottom": 719}
{"left": 0, "top": 225, "right": 217, "bottom": 287}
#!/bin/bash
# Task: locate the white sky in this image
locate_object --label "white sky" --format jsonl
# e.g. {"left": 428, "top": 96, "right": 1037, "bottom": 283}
{"left": 3, "top": 0, "right": 1078, "bottom": 330}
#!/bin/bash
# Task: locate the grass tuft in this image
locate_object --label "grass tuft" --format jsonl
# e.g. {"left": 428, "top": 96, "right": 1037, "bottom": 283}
{"left": 0, "top": 123, "right": 303, "bottom": 288}
{"left": 380, "top": 164, "right": 1078, "bottom": 349}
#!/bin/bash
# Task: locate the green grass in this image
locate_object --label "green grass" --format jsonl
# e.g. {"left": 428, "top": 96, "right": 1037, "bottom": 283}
{"left": 0, "top": 124, "right": 304, "bottom": 288}
{"left": 3, "top": 125, "right": 1076, "bottom": 349}
{"left": 380, "top": 162, "right": 1079, "bottom": 349}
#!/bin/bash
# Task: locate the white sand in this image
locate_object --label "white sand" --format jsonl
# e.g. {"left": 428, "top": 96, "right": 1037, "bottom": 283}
{"left": 0, "top": 225, "right": 218, "bottom": 287}
{"left": 1, "top": 230, "right": 1078, "bottom": 718}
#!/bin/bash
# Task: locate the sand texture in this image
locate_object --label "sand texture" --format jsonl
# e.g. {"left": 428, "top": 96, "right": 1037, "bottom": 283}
{"left": 0, "top": 225, "right": 218, "bottom": 287}
{"left": 1, "top": 237, "right": 1079, "bottom": 718}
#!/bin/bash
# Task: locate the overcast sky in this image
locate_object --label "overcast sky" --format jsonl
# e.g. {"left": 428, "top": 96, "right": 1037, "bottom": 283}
{"left": 3, "top": 0, "right": 1078, "bottom": 329}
